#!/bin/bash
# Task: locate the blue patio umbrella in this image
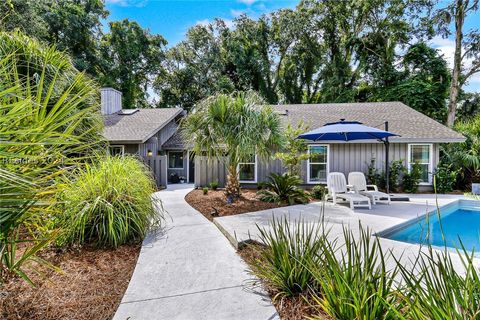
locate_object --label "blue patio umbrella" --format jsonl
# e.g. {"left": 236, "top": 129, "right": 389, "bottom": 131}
{"left": 298, "top": 119, "right": 399, "bottom": 193}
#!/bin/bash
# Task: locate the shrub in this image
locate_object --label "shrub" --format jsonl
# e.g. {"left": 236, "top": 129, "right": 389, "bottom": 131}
{"left": 250, "top": 218, "right": 325, "bottom": 300}
{"left": 398, "top": 245, "right": 480, "bottom": 319}
{"left": 257, "top": 181, "right": 268, "bottom": 190}
{"left": 433, "top": 162, "right": 458, "bottom": 193}
{"left": 58, "top": 156, "right": 162, "bottom": 248}
{"left": 203, "top": 187, "right": 209, "bottom": 195}
{"left": 0, "top": 32, "right": 103, "bottom": 285}
{"left": 403, "top": 162, "right": 422, "bottom": 193}
{"left": 367, "top": 159, "right": 405, "bottom": 192}
{"left": 257, "top": 173, "right": 309, "bottom": 205}
{"left": 311, "top": 185, "right": 326, "bottom": 200}
{"left": 209, "top": 181, "right": 219, "bottom": 190}
{"left": 310, "top": 225, "right": 402, "bottom": 320}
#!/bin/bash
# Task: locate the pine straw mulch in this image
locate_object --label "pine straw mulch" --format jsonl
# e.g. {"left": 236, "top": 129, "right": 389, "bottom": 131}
{"left": 185, "top": 188, "right": 286, "bottom": 221}
{"left": 237, "top": 243, "right": 330, "bottom": 320}
{"left": 1, "top": 244, "right": 140, "bottom": 320}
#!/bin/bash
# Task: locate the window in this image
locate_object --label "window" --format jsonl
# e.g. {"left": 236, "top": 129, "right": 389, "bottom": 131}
{"left": 238, "top": 155, "right": 257, "bottom": 182}
{"left": 108, "top": 145, "right": 124, "bottom": 156}
{"left": 408, "top": 144, "right": 432, "bottom": 184}
{"left": 168, "top": 151, "right": 184, "bottom": 169}
{"left": 308, "top": 145, "right": 329, "bottom": 183}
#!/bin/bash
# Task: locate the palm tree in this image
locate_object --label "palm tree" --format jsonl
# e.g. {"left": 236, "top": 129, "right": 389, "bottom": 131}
{"left": 181, "top": 91, "right": 283, "bottom": 200}
{"left": 0, "top": 31, "right": 104, "bottom": 284}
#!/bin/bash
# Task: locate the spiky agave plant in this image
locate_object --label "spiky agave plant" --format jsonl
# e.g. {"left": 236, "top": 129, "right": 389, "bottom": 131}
{"left": 257, "top": 173, "right": 310, "bottom": 205}
{"left": 0, "top": 31, "right": 104, "bottom": 285}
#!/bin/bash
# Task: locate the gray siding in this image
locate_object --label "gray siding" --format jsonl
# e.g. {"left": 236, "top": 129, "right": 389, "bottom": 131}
{"left": 158, "top": 121, "right": 178, "bottom": 146}
{"left": 101, "top": 88, "right": 122, "bottom": 115}
{"left": 194, "top": 142, "right": 440, "bottom": 188}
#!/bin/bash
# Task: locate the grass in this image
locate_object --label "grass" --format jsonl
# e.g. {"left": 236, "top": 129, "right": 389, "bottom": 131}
{"left": 57, "top": 156, "right": 163, "bottom": 248}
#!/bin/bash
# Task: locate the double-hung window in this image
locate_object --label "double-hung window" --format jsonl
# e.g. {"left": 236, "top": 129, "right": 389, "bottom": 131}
{"left": 408, "top": 144, "right": 433, "bottom": 184}
{"left": 238, "top": 155, "right": 257, "bottom": 183}
{"left": 308, "top": 145, "right": 329, "bottom": 183}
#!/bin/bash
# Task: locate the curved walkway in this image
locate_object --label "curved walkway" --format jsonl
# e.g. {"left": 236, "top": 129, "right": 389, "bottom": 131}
{"left": 114, "top": 184, "right": 278, "bottom": 320}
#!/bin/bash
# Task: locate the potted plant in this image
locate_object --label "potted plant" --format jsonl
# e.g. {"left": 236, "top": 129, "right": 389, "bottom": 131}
{"left": 179, "top": 176, "right": 186, "bottom": 184}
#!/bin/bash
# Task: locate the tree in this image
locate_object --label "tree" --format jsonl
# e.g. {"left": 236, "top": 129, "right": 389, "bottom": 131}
{"left": 436, "top": 0, "right": 480, "bottom": 126}
{"left": 100, "top": 19, "right": 166, "bottom": 109}
{"left": 0, "top": 0, "right": 108, "bottom": 75}
{"left": 181, "top": 91, "right": 283, "bottom": 200}
{"left": 275, "top": 122, "right": 310, "bottom": 176}
{"left": 155, "top": 20, "right": 234, "bottom": 110}
{"left": 372, "top": 43, "right": 450, "bottom": 122}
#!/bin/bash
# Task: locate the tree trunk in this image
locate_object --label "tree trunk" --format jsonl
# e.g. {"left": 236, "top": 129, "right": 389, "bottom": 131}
{"left": 225, "top": 164, "right": 240, "bottom": 201}
{"left": 447, "top": 0, "right": 466, "bottom": 127}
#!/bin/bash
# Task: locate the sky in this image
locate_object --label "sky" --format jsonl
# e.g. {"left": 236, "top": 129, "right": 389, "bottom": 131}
{"left": 105, "top": 0, "right": 480, "bottom": 92}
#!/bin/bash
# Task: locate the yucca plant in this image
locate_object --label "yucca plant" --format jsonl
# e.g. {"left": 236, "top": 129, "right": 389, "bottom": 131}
{"left": 257, "top": 173, "right": 310, "bottom": 205}
{"left": 309, "top": 224, "right": 403, "bottom": 320}
{"left": 0, "top": 31, "right": 104, "bottom": 285}
{"left": 249, "top": 217, "right": 326, "bottom": 301}
{"left": 58, "top": 156, "right": 162, "bottom": 248}
{"left": 397, "top": 244, "right": 480, "bottom": 319}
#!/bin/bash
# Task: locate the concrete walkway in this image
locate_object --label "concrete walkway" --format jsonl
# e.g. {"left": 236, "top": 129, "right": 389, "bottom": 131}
{"left": 114, "top": 184, "right": 278, "bottom": 320}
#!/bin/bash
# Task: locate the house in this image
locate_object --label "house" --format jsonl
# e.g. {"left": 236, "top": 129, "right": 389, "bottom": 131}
{"left": 101, "top": 88, "right": 464, "bottom": 191}
{"left": 101, "top": 88, "right": 191, "bottom": 186}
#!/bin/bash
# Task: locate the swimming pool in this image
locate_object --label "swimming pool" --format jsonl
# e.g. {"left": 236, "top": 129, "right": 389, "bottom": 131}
{"left": 379, "top": 200, "right": 480, "bottom": 252}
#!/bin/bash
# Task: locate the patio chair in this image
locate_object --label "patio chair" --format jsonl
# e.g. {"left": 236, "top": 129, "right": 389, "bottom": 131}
{"left": 326, "top": 172, "right": 371, "bottom": 210}
{"left": 348, "top": 171, "right": 391, "bottom": 205}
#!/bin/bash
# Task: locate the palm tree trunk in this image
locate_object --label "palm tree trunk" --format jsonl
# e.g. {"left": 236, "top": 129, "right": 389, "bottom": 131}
{"left": 447, "top": 0, "right": 466, "bottom": 127}
{"left": 225, "top": 164, "right": 240, "bottom": 200}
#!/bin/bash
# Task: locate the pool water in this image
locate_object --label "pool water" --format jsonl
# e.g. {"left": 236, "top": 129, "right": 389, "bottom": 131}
{"left": 381, "top": 200, "right": 480, "bottom": 252}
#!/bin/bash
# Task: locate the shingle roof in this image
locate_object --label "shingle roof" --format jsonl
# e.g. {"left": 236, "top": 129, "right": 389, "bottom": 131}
{"left": 103, "top": 108, "right": 182, "bottom": 143}
{"left": 271, "top": 102, "right": 464, "bottom": 143}
{"left": 162, "top": 131, "right": 185, "bottom": 149}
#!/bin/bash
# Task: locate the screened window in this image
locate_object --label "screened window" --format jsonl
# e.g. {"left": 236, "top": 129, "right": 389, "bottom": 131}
{"left": 308, "top": 145, "right": 328, "bottom": 183}
{"left": 238, "top": 155, "right": 256, "bottom": 182}
{"left": 408, "top": 144, "right": 432, "bottom": 184}
{"left": 108, "top": 145, "right": 124, "bottom": 156}
{"left": 168, "top": 151, "right": 184, "bottom": 169}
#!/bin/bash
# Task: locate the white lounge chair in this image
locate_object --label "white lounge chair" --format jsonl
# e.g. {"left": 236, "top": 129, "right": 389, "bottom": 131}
{"left": 348, "top": 171, "right": 391, "bottom": 205}
{"left": 327, "top": 172, "right": 371, "bottom": 210}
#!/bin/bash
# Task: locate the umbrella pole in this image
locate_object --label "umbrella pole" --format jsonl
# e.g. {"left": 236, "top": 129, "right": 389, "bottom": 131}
{"left": 385, "top": 121, "right": 390, "bottom": 195}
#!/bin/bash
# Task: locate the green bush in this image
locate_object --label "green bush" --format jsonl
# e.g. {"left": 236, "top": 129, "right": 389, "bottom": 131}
{"left": 209, "top": 181, "right": 219, "bottom": 190}
{"left": 203, "top": 187, "right": 209, "bottom": 195}
{"left": 398, "top": 245, "right": 480, "bottom": 319}
{"left": 250, "top": 218, "right": 325, "bottom": 300}
{"left": 367, "top": 159, "right": 405, "bottom": 192}
{"left": 257, "top": 181, "right": 268, "bottom": 190}
{"left": 310, "top": 225, "right": 401, "bottom": 320}
{"left": 311, "top": 185, "right": 326, "bottom": 200}
{"left": 403, "top": 162, "right": 422, "bottom": 193}
{"left": 257, "top": 173, "right": 309, "bottom": 205}
{"left": 58, "top": 156, "right": 162, "bottom": 248}
{"left": 433, "top": 162, "right": 458, "bottom": 193}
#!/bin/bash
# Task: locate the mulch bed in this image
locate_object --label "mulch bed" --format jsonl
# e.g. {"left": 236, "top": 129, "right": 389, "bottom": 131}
{"left": 1, "top": 244, "right": 140, "bottom": 320}
{"left": 238, "top": 244, "right": 328, "bottom": 320}
{"left": 185, "top": 188, "right": 286, "bottom": 221}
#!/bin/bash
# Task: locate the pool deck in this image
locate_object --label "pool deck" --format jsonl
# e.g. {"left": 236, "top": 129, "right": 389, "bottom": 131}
{"left": 214, "top": 194, "right": 480, "bottom": 272}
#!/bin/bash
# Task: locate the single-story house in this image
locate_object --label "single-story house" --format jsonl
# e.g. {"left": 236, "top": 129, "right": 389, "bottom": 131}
{"left": 101, "top": 88, "right": 465, "bottom": 190}
{"left": 101, "top": 88, "right": 192, "bottom": 186}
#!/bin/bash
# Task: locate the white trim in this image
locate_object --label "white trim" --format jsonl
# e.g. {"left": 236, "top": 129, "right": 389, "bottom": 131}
{"left": 168, "top": 150, "right": 185, "bottom": 169}
{"left": 407, "top": 143, "right": 433, "bottom": 185}
{"left": 307, "top": 144, "right": 329, "bottom": 184}
{"left": 108, "top": 145, "right": 125, "bottom": 156}
{"left": 238, "top": 155, "right": 257, "bottom": 183}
